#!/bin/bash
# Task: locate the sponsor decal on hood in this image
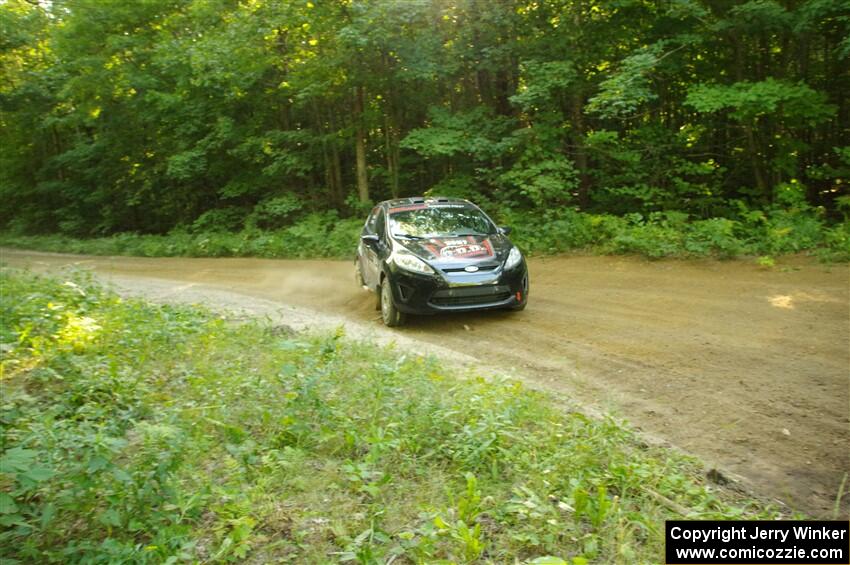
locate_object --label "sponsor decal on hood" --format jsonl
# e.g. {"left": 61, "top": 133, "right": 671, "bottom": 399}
{"left": 421, "top": 236, "right": 495, "bottom": 260}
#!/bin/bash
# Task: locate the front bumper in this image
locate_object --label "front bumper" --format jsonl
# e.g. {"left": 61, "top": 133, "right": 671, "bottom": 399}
{"left": 385, "top": 260, "right": 528, "bottom": 315}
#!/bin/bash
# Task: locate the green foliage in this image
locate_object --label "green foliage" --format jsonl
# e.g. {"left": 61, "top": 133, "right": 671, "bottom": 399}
{"left": 4, "top": 196, "right": 847, "bottom": 261}
{"left": 683, "top": 218, "right": 742, "bottom": 258}
{"left": 0, "top": 270, "right": 778, "bottom": 563}
{"left": 499, "top": 146, "right": 579, "bottom": 208}
{"left": 734, "top": 183, "right": 828, "bottom": 254}
{"left": 491, "top": 198, "right": 844, "bottom": 260}
{"left": 1, "top": 213, "right": 364, "bottom": 260}
{"left": 586, "top": 46, "right": 661, "bottom": 119}
{"left": 583, "top": 127, "right": 728, "bottom": 216}
{"left": 807, "top": 146, "right": 850, "bottom": 199}
{"left": 166, "top": 149, "right": 207, "bottom": 181}
{"left": 191, "top": 207, "right": 247, "bottom": 233}
{"left": 0, "top": 0, "right": 847, "bottom": 257}
{"left": 685, "top": 79, "right": 835, "bottom": 125}
{"left": 424, "top": 174, "right": 490, "bottom": 205}
{"left": 245, "top": 194, "right": 305, "bottom": 230}
{"left": 401, "top": 106, "right": 514, "bottom": 161}
{"left": 817, "top": 222, "right": 850, "bottom": 262}
{"left": 510, "top": 60, "right": 576, "bottom": 111}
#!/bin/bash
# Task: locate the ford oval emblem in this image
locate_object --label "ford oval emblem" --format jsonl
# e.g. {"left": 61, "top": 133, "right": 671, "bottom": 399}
{"left": 464, "top": 265, "right": 479, "bottom": 273}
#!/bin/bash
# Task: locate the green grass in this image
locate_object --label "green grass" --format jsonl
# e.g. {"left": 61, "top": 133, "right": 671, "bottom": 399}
{"left": 1, "top": 270, "right": 781, "bottom": 563}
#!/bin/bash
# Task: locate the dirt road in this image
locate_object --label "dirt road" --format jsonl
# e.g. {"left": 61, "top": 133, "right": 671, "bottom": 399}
{"left": 2, "top": 248, "right": 848, "bottom": 516}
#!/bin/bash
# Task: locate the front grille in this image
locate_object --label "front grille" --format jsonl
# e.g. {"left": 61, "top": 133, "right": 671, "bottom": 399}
{"left": 429, "top": 285, "right": 511, "bottom": 307}
{"left": 430, "top": 292, "right": 511, "bottom": 306}
{"left": 441, "top": 264, "right": 498, "bottom": 273}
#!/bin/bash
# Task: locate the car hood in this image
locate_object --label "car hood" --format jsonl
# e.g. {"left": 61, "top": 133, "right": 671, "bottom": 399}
{"left": 396, "top": 234, "right": 513, "bottom": 268}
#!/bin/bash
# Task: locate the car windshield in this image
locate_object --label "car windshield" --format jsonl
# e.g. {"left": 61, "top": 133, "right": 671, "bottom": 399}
{"left": 388, "top": 205, "right": 494, "bottom": 238}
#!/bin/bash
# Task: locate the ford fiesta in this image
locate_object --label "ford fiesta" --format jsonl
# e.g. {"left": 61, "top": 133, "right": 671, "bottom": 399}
{"left": 355, "top": 197, "right": 529, "bottom": 326}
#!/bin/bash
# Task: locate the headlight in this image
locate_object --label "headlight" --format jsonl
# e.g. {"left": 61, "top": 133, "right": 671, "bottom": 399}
{"left": 505, "top": 246, "right": 523, "bottom": 269}
{"left": 391, "top": 250, "right": 435, "bottom": 275}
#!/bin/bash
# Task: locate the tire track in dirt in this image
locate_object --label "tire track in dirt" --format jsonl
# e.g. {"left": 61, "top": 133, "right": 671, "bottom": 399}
{"left": 3, "top": 248, "right": 848, "bottom": 516}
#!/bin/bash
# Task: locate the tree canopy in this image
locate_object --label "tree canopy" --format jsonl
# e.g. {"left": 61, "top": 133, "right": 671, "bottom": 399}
{"left": 0, "top": 0, "right": 847, "bottom": 236}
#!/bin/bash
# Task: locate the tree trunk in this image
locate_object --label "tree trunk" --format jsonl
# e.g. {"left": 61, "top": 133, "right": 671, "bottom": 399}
{"left": 51, "top": 126, "right": 64, "bottom": 182}
{"left": 570, "top": 92, "right": 590, "bottom": 208}
{"left": 313, "top": 100, "right": 332, "bottom": 203}
{"left": 383, "top": 109, "right": 400, "bottom": 198}
{"left": 328, "top": 110, "right": 344, "bottom": 208}
{"left": 353, "top": 85, "right": 369, "bottom": 203}
{"left": 745, "top": 123, "right": 768, "bottom": 200}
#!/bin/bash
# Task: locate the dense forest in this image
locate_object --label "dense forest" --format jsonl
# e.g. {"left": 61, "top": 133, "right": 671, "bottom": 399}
{"left": 0, "top": 0, "right": 848, "bottom": 258}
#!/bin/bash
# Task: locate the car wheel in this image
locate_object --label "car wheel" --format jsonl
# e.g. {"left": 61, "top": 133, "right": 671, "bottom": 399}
{"left": 355, "top": 261, "right": 365, "bottom": 287}
{"left": 380, "top": 280, "right": 406, "bottom": 327}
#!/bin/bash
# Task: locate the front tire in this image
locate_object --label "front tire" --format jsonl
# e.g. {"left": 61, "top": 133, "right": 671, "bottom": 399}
{"left": 380, "top": 280, "right": 406, "bottom": 327}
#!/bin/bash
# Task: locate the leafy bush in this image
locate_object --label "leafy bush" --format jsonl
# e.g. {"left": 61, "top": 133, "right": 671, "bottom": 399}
{"left": 734, "top": 183, "right": 829, "bottom": 255}
{"left": 684, "top": 218, "right": 742, "bottom": 258}
{"left": 424, "top": 174, "right": 490, "bottom": 206}
{"left": 816, "top": 222, "right": 850, "bottom": 262}
{"left": 191, "top": 207, "right": 248, "bottom": 233}
{"left": 500, "top": 209, "right": 596, "bottom": 254}
{"left": 1, "top": 200, "right": 847, "bottom": 261}
{"left": 607, "top": 217, "right": 683, "bottom": 259}
{"left": 245, "top": 195, "right": 304, "bottom": 230}
{"left": 0, "top": 270, "right": 776, "bottom": 563}
{"left": 489, "top": 200, "right": 846, "bottom": 260}
{"left": 0, "top": 212, "right": 363, "bottom": 260}
{"left": 499, "top": 147, "right": 579, "bottom": 208}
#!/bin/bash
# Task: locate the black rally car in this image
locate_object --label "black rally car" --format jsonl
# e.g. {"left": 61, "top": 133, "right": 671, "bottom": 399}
{"left": 355, "top": 197, "right": 529, "bottom": 326}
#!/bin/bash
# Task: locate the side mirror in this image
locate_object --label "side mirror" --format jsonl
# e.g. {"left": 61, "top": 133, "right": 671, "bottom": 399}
{"left": 498, "top": 226, "right": 512, "bottom": 235}
{"left": 361, "top": 234, "right": 380, "bottom": 244}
